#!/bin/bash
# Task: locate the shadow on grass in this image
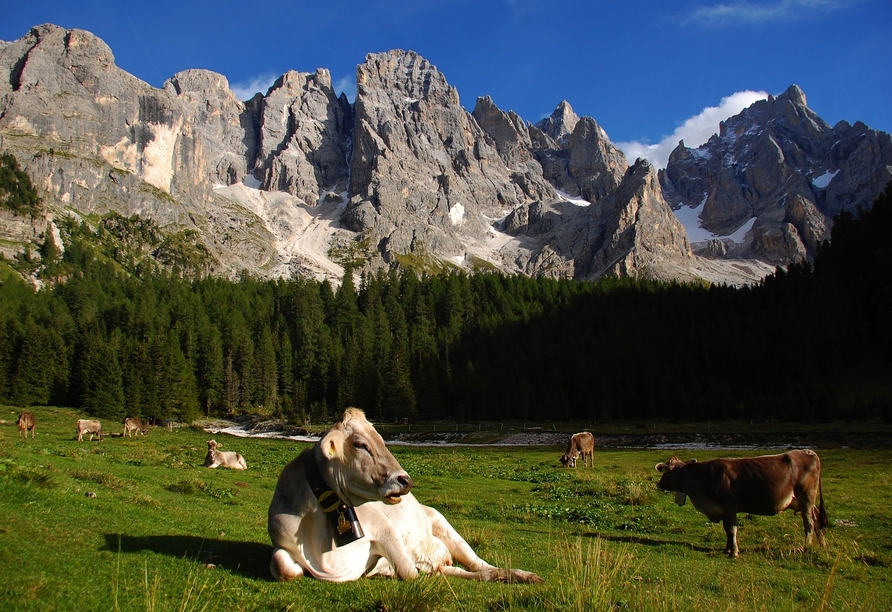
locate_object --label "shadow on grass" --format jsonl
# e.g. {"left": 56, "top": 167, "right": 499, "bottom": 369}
{"left": 582, "top": 531, "right": 715, "bottom": 553}
{"left": 103, "top": 534, "right": 273, "bottom": 580}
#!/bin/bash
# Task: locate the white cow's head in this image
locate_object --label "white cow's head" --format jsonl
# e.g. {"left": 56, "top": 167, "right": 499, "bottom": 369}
{"left": 317, "top": 408, "right": 413, "bottom": 507}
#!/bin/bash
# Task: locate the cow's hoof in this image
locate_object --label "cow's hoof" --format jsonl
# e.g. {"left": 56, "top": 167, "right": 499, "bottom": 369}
{"left": 507, "top": 569, "right": 544, "bottom": 584}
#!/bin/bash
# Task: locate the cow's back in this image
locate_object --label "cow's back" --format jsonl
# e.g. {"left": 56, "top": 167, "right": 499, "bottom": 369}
{"left": 576, "top": 432, "right": 595, "bottom": 453}
{"left": 700, "top": 451, "right": 819, "bottom": 516}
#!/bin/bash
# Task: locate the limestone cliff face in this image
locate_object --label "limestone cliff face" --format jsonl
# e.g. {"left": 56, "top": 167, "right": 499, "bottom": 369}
{"left": 660, "top": 85, "right": 892, "bottom": 266}
{"left": 342, "top": 50, "right": 553, "bottom": 263}
{"left": 253, "top": 69, "right": 352, "bottom": 205}
{"left": 501, "top": 158, "right": 693, "bottom": 281}
{"left": 589, "top": 160, "right": 693, "bottom": 280}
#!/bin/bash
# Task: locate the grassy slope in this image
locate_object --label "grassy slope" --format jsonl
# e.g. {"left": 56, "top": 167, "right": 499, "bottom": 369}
{"left": 1, "top": 406, "right": 890, "bottom": 612}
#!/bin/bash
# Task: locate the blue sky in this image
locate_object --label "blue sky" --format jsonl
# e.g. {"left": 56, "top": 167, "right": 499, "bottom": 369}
{"left": 2, "top": 0, "right": 890, "bottom": 168}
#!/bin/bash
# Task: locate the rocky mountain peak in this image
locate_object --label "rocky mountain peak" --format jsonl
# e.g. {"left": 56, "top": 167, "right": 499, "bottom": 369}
{"left": 356, "top": 50, "right": 457, "bottom": 107}
{"left": 774, "top": 83, "right": 807, "bottom": 107}
{"left": 472, "top": 95, "right": 535, "bottom": 169}
{"left": 164, "top": 69, "right": 232, "bottom": 97}
{"left": 661, "top": 84, "right": 892, "bottom": 266}
{"left": 535, "top": 100, "right": 579, "bottom": 146}
{"left": 567, "top": 116, "right": 628, "bottom": 204}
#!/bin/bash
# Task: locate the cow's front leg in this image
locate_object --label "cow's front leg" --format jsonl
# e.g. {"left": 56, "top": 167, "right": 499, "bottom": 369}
{"left": 374, "top": 526, "right": 419, "bottom": 580}
{"left": 722, "top": 514, "right": 739, "bottom": 558}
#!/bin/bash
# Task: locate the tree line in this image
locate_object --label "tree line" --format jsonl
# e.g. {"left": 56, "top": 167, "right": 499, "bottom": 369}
{"left": 1, "top": 163, "right": 889, "bottom": 424}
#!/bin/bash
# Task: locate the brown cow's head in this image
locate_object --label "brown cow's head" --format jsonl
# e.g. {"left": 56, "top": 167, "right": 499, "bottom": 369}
{"left": 655, "top": 457, "right": 696, "bottom": 491}
{"left": 317, "top": 408, "right": 413, "bottom": 507}
{"left": 559, "top": 453, "right": 578, "bottom": 468}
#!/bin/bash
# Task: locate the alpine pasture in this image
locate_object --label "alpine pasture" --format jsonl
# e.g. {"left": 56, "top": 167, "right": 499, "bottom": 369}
{"left": 1, "top": 406, "right": 890, "bottom": 611}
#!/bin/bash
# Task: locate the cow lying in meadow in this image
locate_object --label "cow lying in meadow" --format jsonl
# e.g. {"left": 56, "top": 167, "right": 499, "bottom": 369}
{"left": 656, "top": 449, "right": 828, "bottom": 557}
{"left": 123, "top": 417, "right": 148, "bottom": 437}
{"left": 204, "top": 439, "right": 247, "bottom": 470}
{"left": 76, "top": 419, "right": 102, "bottom": 442}
{"left": 268, "top": 408, "right": 543, "bottom": 583}
{"left": 560, "top": 431, "right": 594, "bottom": 467}
{"left": 17, "top": 411, "right": 35, "bottom": 439}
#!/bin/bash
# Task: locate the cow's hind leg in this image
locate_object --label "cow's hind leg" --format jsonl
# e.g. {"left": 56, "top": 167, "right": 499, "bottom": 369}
{"left": 270, "top": 548, "right": 306, "bottom": 581}
{"left": 723, "top": 514, "right": 739, "bottom": 558}
{"left": 426, "top": 507, "right": 543, "bottom": 583}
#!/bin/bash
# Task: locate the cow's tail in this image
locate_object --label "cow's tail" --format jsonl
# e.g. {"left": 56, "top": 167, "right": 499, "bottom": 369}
{"left": 817, "top": 478, "right": 829, "bottom": 531}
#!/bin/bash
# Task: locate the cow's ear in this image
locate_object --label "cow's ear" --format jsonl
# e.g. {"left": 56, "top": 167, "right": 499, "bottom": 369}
{"left": 686, "top": 459, "right": 697, "bottom": 464}
{"left": 321, "top": 430, "right": 344, "bottom": 460}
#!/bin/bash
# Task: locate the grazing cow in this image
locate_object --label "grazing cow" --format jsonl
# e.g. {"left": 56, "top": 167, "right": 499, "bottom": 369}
{"left": 655, "top": 449, "right": 828, "bottom": 558}
{"left": 560, "top": 431, "right": 595, "bottom": 467}
{"left": 17, "top": 411, "right": 36, "bottom": 439}
{"left": 268, "top": 408, "right": 543, "bottom": 583}
{"left": 76, "top": 419, "right": 103, "bottom": 442}
{"left": 123, "top": 417, "right": 148, "bottom": 437}
{"left": 204, "top": 439, "right": 247, "bottom": 470}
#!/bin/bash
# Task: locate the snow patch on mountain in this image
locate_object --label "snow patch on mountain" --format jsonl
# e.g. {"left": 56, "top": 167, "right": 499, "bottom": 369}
{"left": 449, "top": 203, "right": 465, "bottom": 225}
{"left": 673, "top": 201, "right": 756, "bottom": 244}
{"left": 212, "top": 181, "right": 347, "bottom": 281}
{"left": 555, "top": 189, "right": 591, "bottom": 207}
{"left": 812, "top": 170, "right": 838, "bottom": 188}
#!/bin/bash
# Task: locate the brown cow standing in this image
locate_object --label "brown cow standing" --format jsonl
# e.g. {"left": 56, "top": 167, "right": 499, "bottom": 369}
{"left": 655, "top": 449, "right": 828, "bottom": 558}
{"left": 560, "top": 432, "right": 595, "bottom": 467}
{"left": 17, "top": 411, "right": 35, "bottom": 439}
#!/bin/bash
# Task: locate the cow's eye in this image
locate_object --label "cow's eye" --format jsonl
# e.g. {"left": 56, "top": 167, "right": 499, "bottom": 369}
{"left": 354, "top": 441, "right": 371, "bottom": 454}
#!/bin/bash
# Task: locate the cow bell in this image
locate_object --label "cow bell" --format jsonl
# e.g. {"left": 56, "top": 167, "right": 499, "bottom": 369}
{"left": 333, "top": 505, "right": 364, "bottom": 546}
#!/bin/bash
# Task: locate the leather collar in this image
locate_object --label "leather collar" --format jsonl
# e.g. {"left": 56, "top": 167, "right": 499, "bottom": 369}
{"left": 304, "top": 451, "right": 365, "bottom": 546}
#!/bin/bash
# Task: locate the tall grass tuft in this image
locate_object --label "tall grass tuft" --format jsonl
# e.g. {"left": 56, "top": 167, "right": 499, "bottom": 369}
{"left": 497, "top": 535, "right": 635, "bottom": 612}
{"left": 354, "top": 573, "right": 452, "bottom": 612}
{"left": 111, "top": 541, "right": 220, "bottom": 612}
{"left": 558, "top": 536, "right": 635, "bottom": 611}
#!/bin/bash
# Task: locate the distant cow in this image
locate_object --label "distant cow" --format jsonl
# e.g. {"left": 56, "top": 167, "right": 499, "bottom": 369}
{"left": 17, "top": 411, "right": 35, "bottom": 439}
{"left": 76, "top": 419, "right": 103, "bottom": 442}
{"left": 560, "top": 432, "right": 595, "bottom": 467}
{"left": 204, "top": 440, "right": 247, "bottom": 470}
{"left": 123, "top": 417, "right": 148, "bottom": 437}
{"left": 268, "top": 408, "right": 543, "bottom": 583}
{"left": 655, "top": 449, "right": 828, "bottom": 558}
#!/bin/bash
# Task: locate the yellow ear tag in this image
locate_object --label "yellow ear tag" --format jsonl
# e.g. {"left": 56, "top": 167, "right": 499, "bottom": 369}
{"left": 327, "top": 439, "right": 337, "bottom": 458}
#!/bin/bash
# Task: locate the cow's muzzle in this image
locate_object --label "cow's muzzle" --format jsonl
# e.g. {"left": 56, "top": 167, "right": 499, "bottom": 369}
{"left": 384, "top": 473, "right": 413, "bottom": 504}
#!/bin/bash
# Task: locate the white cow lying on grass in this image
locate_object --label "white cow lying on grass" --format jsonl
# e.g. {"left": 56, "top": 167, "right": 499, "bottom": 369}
{"left": 204, "top": 439, "right": 247, "bottom": 470}
{"left": 267, "top": 408, "right": 543, "bottom": 583}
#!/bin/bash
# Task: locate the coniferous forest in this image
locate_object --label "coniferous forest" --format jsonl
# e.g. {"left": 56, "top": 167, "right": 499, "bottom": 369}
{"left": 1, "top": 152, "right": 890, "bottom": 425}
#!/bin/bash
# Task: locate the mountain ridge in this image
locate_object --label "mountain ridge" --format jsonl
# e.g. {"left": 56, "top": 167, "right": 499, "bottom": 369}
{"left": 2, "top": 24, "right": 887, "bottom": 286}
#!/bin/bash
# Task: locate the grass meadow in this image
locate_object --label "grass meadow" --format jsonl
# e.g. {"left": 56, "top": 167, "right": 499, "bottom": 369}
{"left": 1, "top": 406, "right": 890, "bottom": 611}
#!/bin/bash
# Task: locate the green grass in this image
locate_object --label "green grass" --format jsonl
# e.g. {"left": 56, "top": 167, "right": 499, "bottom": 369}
{"left": 1, "top": 406, "right": 890, "bottom": 611}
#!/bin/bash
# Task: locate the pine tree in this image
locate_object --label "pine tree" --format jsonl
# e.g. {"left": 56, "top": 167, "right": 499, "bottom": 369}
{"left": 81, "top": 333, "right": 125, "bottom": 420}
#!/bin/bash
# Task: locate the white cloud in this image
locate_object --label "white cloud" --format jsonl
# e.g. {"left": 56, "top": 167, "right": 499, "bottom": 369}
{"left": 615, "top": 90, "right": 768, "bottom": 170}
{"left": 688, "top": 0, "right": 844, "bottom": 24}
{"left": 230, "top": 74, "right": 278, "bottom": 100}
{"left": 334, "top": 76, "right": 356, "bottom": 103}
